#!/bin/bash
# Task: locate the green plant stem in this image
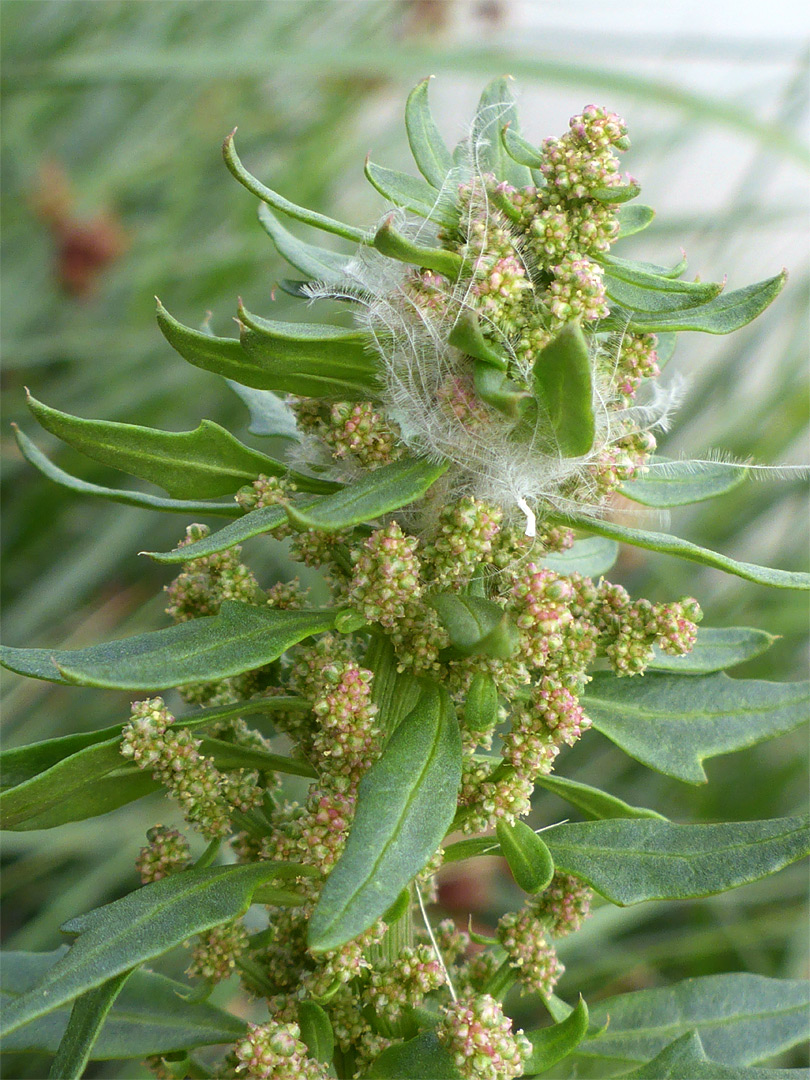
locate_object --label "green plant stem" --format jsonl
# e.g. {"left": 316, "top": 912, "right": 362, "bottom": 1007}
{"left": 483, "top": 957, "right": 517, "bottom": 1002}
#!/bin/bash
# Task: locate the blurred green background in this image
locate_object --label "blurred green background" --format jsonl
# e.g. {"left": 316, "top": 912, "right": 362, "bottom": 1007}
{"left": 1, "top": 2, "right": 808, "bottom": 1076}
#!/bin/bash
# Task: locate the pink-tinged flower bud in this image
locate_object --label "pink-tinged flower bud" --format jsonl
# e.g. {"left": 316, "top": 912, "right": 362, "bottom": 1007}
{"left": 437, "top": 994, "right": 531, "bottom": 1080}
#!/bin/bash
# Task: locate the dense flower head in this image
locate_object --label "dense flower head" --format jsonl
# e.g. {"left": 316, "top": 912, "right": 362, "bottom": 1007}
{"left": 187, "top": 920, "right": 249, "bottom": 983}
{"left": 497, "top": 907, "right": 565, "bottom": 996}
{"left": 165, "top": 524, "right": 260, "bottom": 622}
{"left": 437, "top": 994, "right": 531, "bottom": 1080}
{"left": 135, "top": 825, "right": 191, "bottom": 884}
{"left": 234, "top": 1020, "right": 330, "bottom": 1080}
{"left": 534, "top": 872, "right": 593, "bottom": 937}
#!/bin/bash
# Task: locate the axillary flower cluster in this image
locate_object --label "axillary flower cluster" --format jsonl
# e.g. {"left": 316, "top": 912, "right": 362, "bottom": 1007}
{"left": 124, "top": 85, "right": 709, "bottom": 1080}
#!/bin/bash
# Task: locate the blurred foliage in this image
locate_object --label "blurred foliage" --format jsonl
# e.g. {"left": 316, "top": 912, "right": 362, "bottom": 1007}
{"left": 1, "top": 3, "right": 807, "bottom": 1076}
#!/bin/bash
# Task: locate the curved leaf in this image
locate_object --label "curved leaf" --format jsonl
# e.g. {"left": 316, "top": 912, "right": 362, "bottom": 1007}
{"left": 48, "top": 971, "right": 133, "bottom": 1079}
{"left": 145, "top": 502, "right": 292, "bottom": 562}
{"left": 297, "top": 1001, "right": 335, "bottom": 1065}
{"left": 286, "top": 456, "right": 449, "bottom": 532}
{"left": 622, "top": 1031, "right": 805, "bottom": 1079}
{"left": 364, "top": 159, "right": 458, "bottom": 228}
{"left": 619, "top": 458, "right": 749, "bottom": 506}
{"left": 1, "top": 602, "right": 336, "bottom": 690}
{"left": 533, "top": 774, "right": 666, "bottom": 821}
{"left": 223, "top": 131, "right": 365, "bottom": 242}
{"left": 543, "top": 815, "right": 810, "bottom": 905}
{"left": 648, "top": 627, "right": 776, "bottom": 674}
{"left": 447, "top": 310, "right": 509, "bottom": 370}
{"left": 430, "top": 593, "right": 518, "bottom": 659}
{"left": 496, "top": 819, "right": 554, "bottom": 894}
{"left": 584, "top": 671, "right": 809, "bottom": 783}
{"left": 0, "top": 951, "right": 246, "bottom": 1058}
{"left": 617, "top": 205, "right": 655, "bottom": 238}
{"left": 308, "top": 682, "right": 462, "bottom": 952}
{"left": 557, "top": 512, "right": 810, "bottom": 590}
{"left": 532, "top": 322, "right": 595, "bottom": 457}
{"left": 257, "top": 203, "right": 352, "bottom": 283}
{"left": 523, "top": 996, "right": 589, "bottom": 1076}
{"left": 363, "top": 1031, "right": 462, "bottom": 1079}
{"left": 501, "top": 124, "right": 544, "bottom": 168}
{"left": 577, "top": 974, "right": 810, "bottom": 1073}
{"left": 374, "top": 216, "right": 465, "bottom": 277}
{"left": 591, "top": 182, "right": 642, "bottom": 204}
{"left": 538, "top": 536, "right": 619, "bottom": 578}
{"left": 26, "top": 393, "right": 283, "bottom": 500}
{"left": 13, "top": 427, "right": 241, "bottom": 517}
{"left": 471, "top": 77, "right": 532, "bottom": 187}
{"left": 0, "top": 863, "right": 304, "bottom": 1038}
{"left": 602, "top": 252, "right": 688, "bottom": 280}
{"left": 226, "top": 380, "right": 300, "bottom": 440}
{"left": 405, "top": 77, "right": 454, "bottom": 188}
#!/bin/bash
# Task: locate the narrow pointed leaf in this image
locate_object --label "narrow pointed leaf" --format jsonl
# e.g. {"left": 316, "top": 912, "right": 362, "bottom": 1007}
{"left": 538, "top": 536, "right": 619, "bottom": 578}
{"left": 576, "top": 974, "right": 810, "bottom": 1072}
{"left": 532, "top": 322, "right": 595, "bottom": 457}
{"left": 495, "top": 820, "right": 554, "bottom": 894}
{"left": 584, "top": 671, "right": 809, "bottom": 783}
{"left": 605, "top": 273, "right": 724, "bottom": 313}
{"left": 543, "top": 815, "right": 810, "bottom": 905}
{"left": 472, "top": 78, "right": 532, "bottom": 187}
{"left": 308, "top": 682, "right": 462, "bottom": 951}
{"left": 26, "top": 394, "right": 284, "bottom": 500}
{"left": 48, "top": 970, "right": 133, "bottom": 1079}
{"left": 286, "top": 456, "right": 449, "bottom": 532}
{"left": 13, "top": 427, "right": 241, "bottom": 517}
{"left": 602, "top": 251, "right": 688, "bottom": 279}
{"left": 297, "top": 1002, "right": 334, "bottom": 1065}
{"left": 430, "top": 594, "right": 518, "bottom": 659}
{"left": 373, "top": 216, "right": 465, "bottom": 276}
{"left": 257, "top": 203, "right": 352, "bottom": 282}
{"left": 364, "top": 1031, "right": 462, "bottom": 1079}
{"left": 0, "top": 863, "right": 303, "bottom": 1038}
{"left": 648, "top": 627, "right": 776, "bottom": 674}
{"left": 364, "top": 159, "right": 458, "bottom": 228}
{"left": 223, "top": 131, "right": 365, "bottom": 242}
{"left": 0, "top": 951, "right": 246, "bottom": 1058}
{"left": 145, "top": 502, "right": 293, "bottom": 562}
{"left": 557, "top": 512, "right": 810, "bottom": 590}
{"left": 622, "top": 1031, "right": 804, "bottom": 1079}
{"left": 226, "top": 380, "right": 300, "bottom": 440}
{"left": 237, "top": 303, "right": 381, "bottom": 400}
{"left": 448, "top": 310, "right": 509, "bottom": 370}
{"left": 619, "top": 457, "right": 749, "bottom": 506}
{"left": 617, "top": 204, "right": 655, "bottom": 238}
{"left": 534, "top": 774, "right": 666, "bottom": 821}
{"left": 405, "top": 78, "right": 454, "bottom": 188}
{"left": 591, "top": 182, "right": 642, "bottom": 204}
{"left": 612, "top": 271, "right": 787, "bottom": 333}
{"left": 523, "top": 997, "right": 589, "bottom": 1076}
{"left": 1, "top": 602, "right": 336, "bottom": 690}
{"left": 500, "top": 124, "right": 544, "bottom": 168}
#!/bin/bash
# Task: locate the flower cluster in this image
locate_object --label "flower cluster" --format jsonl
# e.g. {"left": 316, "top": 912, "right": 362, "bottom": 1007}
{"left": 437, "top": 994, "right": 531, "bottom": 1080}
{"left": 135, "top": 825, "right": 191, "bottom": 884}
{"left": 233, "top": 1021, "right": 329, "bottom": 1080}
{"left": 164, "top": 524, "right": 260, "bottom": 621}
{"left": 187, "top": 919, "right": 249, "bottom": 983}
{"left": 497, "top": 907, "right": 565, "bottom": 997}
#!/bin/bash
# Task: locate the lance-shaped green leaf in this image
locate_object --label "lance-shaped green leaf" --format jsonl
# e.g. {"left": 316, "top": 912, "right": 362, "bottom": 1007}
{"left": 405, "top": 77, "right": 455, "bottom": 188}
{"left": 622, "top": 1031, "right": 803, "bottom": 1079}
{"left": 430, "top": 594, "right": 518, "bottom": 659}
{"left": 364, "top": 159, "right": 458, "bottom": 228}
{"left": 0, "top": 951, "right": 246, "bottom": 1058}
{"left": 226, "top": 380, "right": 300, "bottom": 441}
{"left": 543, "top": 815, "right": 810, "bottom": 905}
{"left": 297, "top": 1002, "right": 334, "bottom": 1065}
{"left": 13, "top": 427, "right": 242, "bottom": 518}
{"left": 496, "top": 820, "right": 554, "bottom": 894}
{"left": 0, "top": 863, "right": 307, "bottom": 1038}
{"left": 583, "top": 671, "right": 809, "bottom": 783}
{"left": 26, "top": 393, "right": 284, "bottom": 500}
{"left": 448, "top": 310, "right": 508, "bottom": 370}
{"left": 48, "top": 970, "right": 133, "bottom": 1079}
{"left": 612, "top": 271, "right": 787, "bottom": 334}
{"left": 223, "top": 130, "right": 365, "bottom": 242}
{"left": 373, "top": 216, "right": 465, "bottom": 277}
{"left": 501, "top": 124, "right": 544, "bottom": 168}
{"left": 619, "top": 457, "right": 749, "bottom": 506}
{"left": 534, "top": 774, "right": 666, "bottom": 821}
{"left": 532, "top": 322, "right": 595, "bottom": 457}
{"left": 591, "top": 181, "right": 642, "bottom": 204}
{"left": 602, "top": 251, "right": 689, "bottom": 280}
{"left": 538, "top": 536, "right": 619, "bottom": 578}
{"left": 575, "top": 974, "right": 810, "bottom": 1073}
{"left": 556, "top": 512, "right": 810, "bottom": 590}
{"left": 1, "top": 602, "right": 336, "bottom": 690}
{"left": 257, "top": 203, "right": 352, "bottom": 283}
{"left": 237, "top": 302, "right": 381, "bottom": 400}
{"left": 145, "top": 502, "right": 292, "bottom": 562}
{"left": 308, "top": 682, "right": 462, "bottom": 952}
{"left": 648, "top": 627, "right": 776, "bottom": 674}
{"left": 617, "top": 204, "right": 655, "bottom": 238}
{"left": 474, "top": 360, "right": 531, "bottom": 419}
{"left": 286, "top": 456, "right": 449, "bottom": 532}
{"left": 471, "top": 78, "right": 532, "bottom": 188}
{"left": 364, "top": 1031, "right": 462, "bottom": 1079}
{"left": 463, "top": 672, "right": 500, "bottom": 734}
{"left": 523, "top": 997, "right": 589, "bottom": 1077}
{"left": 604, "top": 272, "right": 724, "bottom": 313}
